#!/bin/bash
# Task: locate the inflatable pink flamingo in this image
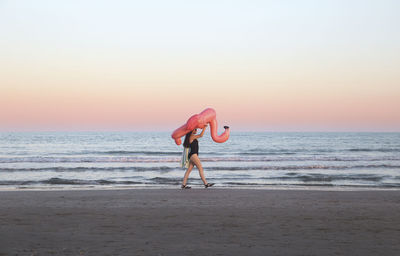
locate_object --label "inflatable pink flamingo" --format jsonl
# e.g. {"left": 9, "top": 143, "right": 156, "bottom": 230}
{"left": 171, "top": 108, "right": 230, "bottom": 145}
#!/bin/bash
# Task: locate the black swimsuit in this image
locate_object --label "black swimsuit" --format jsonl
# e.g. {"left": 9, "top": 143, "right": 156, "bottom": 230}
{"left": 188, "top": 139, "right": 199, "bottom": 159}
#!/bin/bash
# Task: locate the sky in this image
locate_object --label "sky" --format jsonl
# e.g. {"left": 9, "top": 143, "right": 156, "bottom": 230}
{"left": 1, "top": 0, "right": 399, "bottom": 132}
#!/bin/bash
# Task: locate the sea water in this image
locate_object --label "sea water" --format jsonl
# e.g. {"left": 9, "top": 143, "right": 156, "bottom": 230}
{"left": 0, "top": 132, "right": 399, "bottom": 190}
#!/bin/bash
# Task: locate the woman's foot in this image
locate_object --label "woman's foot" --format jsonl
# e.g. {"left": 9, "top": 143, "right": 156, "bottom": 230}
{"left": 181, "top": 184, "right": 191, "bottom": 189}
{"left": 204, "top": 183, "right": 215, "bottom": 188}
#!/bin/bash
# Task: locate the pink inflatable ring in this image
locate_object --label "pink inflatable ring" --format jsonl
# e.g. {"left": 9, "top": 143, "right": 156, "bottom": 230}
{"left": 171, "top": 108, "right": 230, "bottom": 145}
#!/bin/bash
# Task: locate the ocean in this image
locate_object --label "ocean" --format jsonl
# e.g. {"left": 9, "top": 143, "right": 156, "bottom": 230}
{"left": 0, "top": 132, "right": 399, "bottom": 190}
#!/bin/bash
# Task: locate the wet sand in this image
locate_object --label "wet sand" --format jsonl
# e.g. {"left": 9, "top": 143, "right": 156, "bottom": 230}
{"left": 1, "top": 188, "right": 400, "bottom": 256}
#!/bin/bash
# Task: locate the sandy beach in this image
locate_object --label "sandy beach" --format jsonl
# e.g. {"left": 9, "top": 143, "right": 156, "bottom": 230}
{"left": 1, "top": 188, "right": 399, "bottom": 256}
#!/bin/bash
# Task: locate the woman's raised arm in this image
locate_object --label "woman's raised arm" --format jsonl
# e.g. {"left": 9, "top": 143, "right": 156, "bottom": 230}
{"left": 193, "top": 125, "right": 208, "bottom": 139}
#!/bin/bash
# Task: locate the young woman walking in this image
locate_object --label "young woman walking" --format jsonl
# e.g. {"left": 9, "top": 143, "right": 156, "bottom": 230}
{"left": 181, "top": 125, "right": 214, "bottom": 189}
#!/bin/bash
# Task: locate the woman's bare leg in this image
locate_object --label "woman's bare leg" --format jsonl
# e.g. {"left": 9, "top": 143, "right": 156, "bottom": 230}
{"left": 190, "top": 154, "right": 207, "bottom": 185}
{"left": 182, "top": 162, "right": 194, "bottom": 185}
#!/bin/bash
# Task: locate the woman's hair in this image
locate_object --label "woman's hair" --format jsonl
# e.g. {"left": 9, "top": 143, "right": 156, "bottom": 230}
{"left": 183, "top": 130, "right": 193, "bottom": 148}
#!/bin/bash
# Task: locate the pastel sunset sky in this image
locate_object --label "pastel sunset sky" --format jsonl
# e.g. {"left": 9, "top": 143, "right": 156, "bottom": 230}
{"left": 1, "top": 0, "right": 399, "bottom": 132}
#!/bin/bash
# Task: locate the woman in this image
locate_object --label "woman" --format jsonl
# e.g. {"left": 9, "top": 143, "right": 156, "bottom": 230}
{"left": 181, "top": 125, "right": 214, "bottom": 189}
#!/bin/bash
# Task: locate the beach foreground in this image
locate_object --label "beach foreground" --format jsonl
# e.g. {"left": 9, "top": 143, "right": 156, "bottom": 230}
{"left": 1, "top": 189, "right": 399, "bottom": 256}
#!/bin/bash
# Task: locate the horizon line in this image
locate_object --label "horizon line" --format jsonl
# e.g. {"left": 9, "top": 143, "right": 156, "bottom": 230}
{"left": 1, "top": 130, "right": 399, "bottom": 133}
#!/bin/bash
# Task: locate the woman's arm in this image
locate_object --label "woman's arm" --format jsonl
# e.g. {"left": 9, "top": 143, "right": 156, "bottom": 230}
{"left": 193, "top": 125, "right": 208, "bottom": 139}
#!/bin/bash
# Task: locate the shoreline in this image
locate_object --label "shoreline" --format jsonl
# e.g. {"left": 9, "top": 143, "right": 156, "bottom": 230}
{"left": 1, "top": 189, "right": 399, "bottom": 255}
{"left": 1, "top": 185, "right": 400, "bottom": 192}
